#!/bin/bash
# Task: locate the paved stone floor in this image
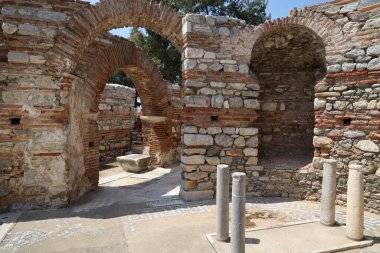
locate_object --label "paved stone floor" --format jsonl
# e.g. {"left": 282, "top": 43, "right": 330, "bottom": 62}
{"left": 0, "top": 162, "right": 379, "bottom": 253}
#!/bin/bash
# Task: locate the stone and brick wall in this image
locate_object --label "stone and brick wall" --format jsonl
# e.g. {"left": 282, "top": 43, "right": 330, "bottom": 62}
{"left": 1, "top": 0, "right": 380, "bottom": 213}
{"left": 98, "top": 84, "right": 136, "bottom": 161}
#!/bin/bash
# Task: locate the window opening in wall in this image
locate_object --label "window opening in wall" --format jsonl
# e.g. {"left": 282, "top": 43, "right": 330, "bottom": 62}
{"left": 10, "top": 118, "right": 21, "bottom": 125}
{"left": 211, "top": 116, "right": 219, "bottom": 122}
{"left": 343, "top": 118, "right": 351, "bottom": 126}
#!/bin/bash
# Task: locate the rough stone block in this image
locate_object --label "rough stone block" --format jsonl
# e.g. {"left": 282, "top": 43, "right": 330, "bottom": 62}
{"left": 180, "top": 188, "right": 214, "bottom": 202}
{"left": 184, "top": 134, "right": 213, "bottom": 146}
{"left": 117, "top": 154, "right": 151, "bottom": 173}
{"left": 8, "top": 51, "right": 29, "bottom": 63}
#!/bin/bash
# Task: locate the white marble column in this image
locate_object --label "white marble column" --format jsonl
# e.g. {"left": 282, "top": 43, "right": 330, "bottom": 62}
{"left": 320, "top": 159, "right": 337, "bottom": 226}
{"left": 231, "top": 172, "right": 246, "bottom": 253}
{"left": 216, "top": 164, "right": 230, "bottom": 241}
{"left": 346, "top": 164, "right": 364, "bottom": 241}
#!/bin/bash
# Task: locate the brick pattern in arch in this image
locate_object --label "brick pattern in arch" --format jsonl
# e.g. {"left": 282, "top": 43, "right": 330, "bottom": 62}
{"left": 49, "top": 0, "right": 183, "bottom": 74}
{"left": 74, "top": 39, "right": 177, "bottom": 188}
{"left": 246, "top": 8, "right": 350, "bottom": 57}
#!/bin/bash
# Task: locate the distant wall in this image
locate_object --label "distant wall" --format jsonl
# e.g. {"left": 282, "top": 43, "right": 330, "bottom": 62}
{"left": 98, "top": 84, "right": 136, "bottom": 161}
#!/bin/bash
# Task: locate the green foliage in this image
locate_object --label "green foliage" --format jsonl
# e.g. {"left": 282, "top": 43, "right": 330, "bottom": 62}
{"left": 109, "top": 70, "right": 135, "bottom": 88}
{"left": 161, "top": 0, "right": 270, "bottom": 25}
{"left": 129, "top": 28, "right": 182, "bottom": 83}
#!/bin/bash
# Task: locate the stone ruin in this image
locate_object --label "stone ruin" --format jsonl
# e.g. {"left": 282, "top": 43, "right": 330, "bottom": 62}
{"left": 0, "top": 0, "right": 379, "bottom": 213}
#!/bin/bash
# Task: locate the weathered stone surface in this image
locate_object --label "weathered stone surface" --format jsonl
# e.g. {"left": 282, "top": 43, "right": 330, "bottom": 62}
{"left": 355, "top": 140, "right": 379, "bottom": 153}
{"left": 246, "top": 137, "right": 258, "bottom": 147}
{"left": 181, "top": 155, "right": 205, "bottom": 165}
{"left": 183, "top": 148, "right": 206, "bottom": 155}
{"left": 368, "top": 58, "right": 380, "bottom": 71}
{"left": 184, "top": 95, "right": 211, "bottom": 107}
{"left": 340, "top": 2, "right": 358, "bottom": 13}
{"left": 184, "top": 134, "right": 213, "bottom": 146}
{"left": 205, "top": 156, "right": 220, "bottom": 165}
{"left": 117, "top": 154, "right": 151, "bottom": 173}
{"left": 18, "top": 24, "right": 40, "bottom": 36}
{"left": 344, "top": 130, "right": 366, "bottom": 138}
{"left": 234, "top": 136, "right": 245, "bottom": 147}
{"left": 2, "top": 22, "right": 18, "bottom": 34}
{"left": 207, "top": 127, "right": 222, "bottom": 135}
{"left": 244, "top": 99, "right": 260, "bottom": 109}
{"left": 243, "top": 148, "right": 258, "bottom": 157}
{"left": 313, "top": 136, "right": 334, "bottom": 149}
{"left": 239, "top": 128, "right": 258, "bottom": 136}
{"left": 228, "top": 97, "right": 243, "bottom": 108}
{"left": 8, "top": 51, "right": 29, "bottom": 63}
{"left": 37, "top": 10, "right": 67, "bottom": 22}
{"left": 262, "top": 102, "right": 276, "bottom": 111}
{"left": 367, "top": 45, "right": 380, "bottom": 56}
{"left": 215, "top": 134, "right": 234, "bottom": 147}
{"left": 362, "top": 18, "right": 380, "bottom": 30}
{"left": 184, "top": 171, "right": 208, "bottom": 180}
{"left": 314, "top": 98, "right": 327, "bottom": 110}
{"left": 185, "top": 48, "right": 205, "bottom": 58}
{"left": 211, "top": 95, "right": 224, "bottom": 108}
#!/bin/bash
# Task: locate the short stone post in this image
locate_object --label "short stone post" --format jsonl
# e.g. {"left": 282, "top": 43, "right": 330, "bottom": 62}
{"left": 320, "top": 159, "right": 337, "bottom": 226}
{"left": 346, "top": 164, "right": 364, "bottom": 241}
{"left": 231, "top": 172, "right": 246, "bottom": 253}
{"left": 216, "top": 164, "right": 230, "bottom": 241}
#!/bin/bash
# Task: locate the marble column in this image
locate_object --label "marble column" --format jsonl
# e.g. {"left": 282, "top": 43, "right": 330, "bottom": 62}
{"left": 216, "top": 164, "right": 230, "bottom": 241}
{"left": 320, "top": 159, "right": 337, "bottom": 226}
{"left": 231, "top": 172, "right": 246, "bottom": 253}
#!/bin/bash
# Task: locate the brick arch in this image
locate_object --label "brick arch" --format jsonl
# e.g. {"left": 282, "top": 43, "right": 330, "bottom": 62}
{"left": 246, "top": 8, "right": 350, "bottom": 57}
{"left": 49, "top": 0, "right": 183, "bottom": 74}
{"left": 73, "top": 40, "right": 177, "bottom": 191}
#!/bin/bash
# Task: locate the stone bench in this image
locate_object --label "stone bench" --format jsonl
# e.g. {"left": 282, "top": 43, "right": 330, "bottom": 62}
{"left": 116, "top": 154, "right": 151, "bottom": 173}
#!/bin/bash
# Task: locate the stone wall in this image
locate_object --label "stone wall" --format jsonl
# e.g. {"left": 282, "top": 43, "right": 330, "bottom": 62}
{"left": 98, "top": 84, "right": 136, "bottom": 161}
{"left": 1, "top": 0, "right": 380, "bottom": 212}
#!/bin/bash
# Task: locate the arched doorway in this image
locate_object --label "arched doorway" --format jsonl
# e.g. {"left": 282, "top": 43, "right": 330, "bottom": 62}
{"left": 251, "top": 24, "right": 326, "bottom": 165}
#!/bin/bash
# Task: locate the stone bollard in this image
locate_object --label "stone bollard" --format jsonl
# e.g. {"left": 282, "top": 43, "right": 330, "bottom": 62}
{"left": 216, "top": 164, "right": 230, "bottom": 241}
{"left": 320, "top": 159, "right": 337, "bottom": 226}
{"left": 346, "top": 164, "right": 364, "bottom": 241}
{"left": 231, "top": 172, "right": 246, "bottom": 253}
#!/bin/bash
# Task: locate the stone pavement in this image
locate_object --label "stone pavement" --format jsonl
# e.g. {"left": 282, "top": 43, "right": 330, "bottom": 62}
{"left": 0, "top": 164, "right": 379, "bottom": 253}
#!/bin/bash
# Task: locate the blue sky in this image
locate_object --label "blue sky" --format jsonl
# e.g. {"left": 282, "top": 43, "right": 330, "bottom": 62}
{"left": 89, "top": 0, "right": 328, "bottom": 38}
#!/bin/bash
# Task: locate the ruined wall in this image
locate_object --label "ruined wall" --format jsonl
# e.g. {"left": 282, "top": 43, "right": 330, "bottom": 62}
{"left": 1, "top": 0, "right": 380, "bottom": 213}
{"left": 98, "top": 84, "right": 136, "bottom": 161}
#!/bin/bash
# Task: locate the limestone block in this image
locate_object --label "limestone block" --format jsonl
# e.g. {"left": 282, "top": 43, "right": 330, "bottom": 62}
{"left": 243, "top": 148, "right": 258, "bottom": 157}
{"left": 215, "top": 134, "right": 234, "bottom": 147}
{"left": 244, "top": 99, "right": 260, "bottom": 109}
{"left": 342, "top": 63, "right": 356, "bottom": 72}
{"left": 228, "top": 97, "right": 243, "bottom": 108}
{"left": 313, "top": 136, "right": 334, "bottom": 149}
{"left": 340, "top": 2, "right": 358, "bottom": 13}
{"left": 346, "top": 49, "right": 365, "bottom": 58}
{"left": 207, "top": 127, "right": 222, "bottom": 135}
{"left": 211, "top": 95, "right": 224, "bottom": 108}
{"left": 239, "top": 128, "right": 258, "bottom": 136}
{"left": 224, "top": 64, "right": 239, "bottom": 72}
{"left": 368, "top": 58, "right": 380, "bottom": 71}
{"left": 18, "top": 24, "right": 40, "bottom": 36}
{"left": 343, "top": 22, "right": 360, "bottom": 33}
{"left": 184, "top": 95, "right": 210, "bottom": 107}
{"left": 183, "top": 59, "right": 197, "bottom": 70}
{"left": 2, "top": 23, "right": 18, "bottom": 34}
{"left": 229, "top": 83, "right": 246, "bottom": 90}
{"left": 209, "top": 63, "right": 223, "bottom": 71}
{"left": 355, "top": 140, "right": 379, "bottom": 153}
{"left": 30, "top": 55, "right": 46, "bottom": 64}
{"left": 362, "top": 18, "right": 380, "bottom": 30}
{"left": 239, "top": 64, "right": 249, "bottom": 73}
{"left": 219, "top": 27, "right": 230, "bottom": 36}
{"left": 204, "top": 52, "right": 216, "bottom": 59}
{"left": 185, "top": 48, "right": 205, "bottom": 58}
{"left": 193, "top": 24, "right": 212, "bottom": 34}
{"left": 210, "top": 82, "right": 226, "bottom": 88}
{"left": 198, "top": 181, "right": 214, "bottom": 191}
{"left": 117, "top": 154, "right": 151, "bottom": 172}
{"left": 183, "top": 148, "right": 206, "bottom": 155}
{"left": 314, "top": 98, "right": 327, "bottom": 110}
{"left": 262, "top": 102, "right": 277, "bottom": 111}
{"left": 179, "top": 188, "right": 213, "bottom": 201}
{"left": 327, "top": 64, "right": 342, "bottom": 73}
{"left": 246, "top": 137, "right": 259, "bottom": 148}
{"left": 326, "top": 55, "right": 343, "bottom": 64}
{"left": 353, "top": 100, "right": 368, "bottom": 110}
{"left": 223, "top": 127, "right": 236, "bottom": 135}
{"left": 184, "top": 171, "right": 208, "bottom": 180}
{"left": 234, "top": 136, "right": 245, "bottom": 147}
{"left": 344, "top": 130, "right": 366, "bottom": 138}
{"left": 37, "top": 10, "right": 67, "bottom": 22}
{"left": 185, "top": 80, "right": 207, "bottom": 88}
{"left": 181, "top": 180, "right": 197, "bottom": 191}
{"left": 184, "top": 134, "right": 213, "bottom": 146}
{"left": 367, "top": 45, "right": 380, "bottom": 56}
{"left": 205, "top": 156, "right": 220, "bottom": 165}
{"left": 182, "top": 126, "right": 198, "bottom": 134}
{"left": 8, "top": 51, "right": 29, "bottom": 63}
{"left": 247, "top": 83, "right": 260, "bottom": 91}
